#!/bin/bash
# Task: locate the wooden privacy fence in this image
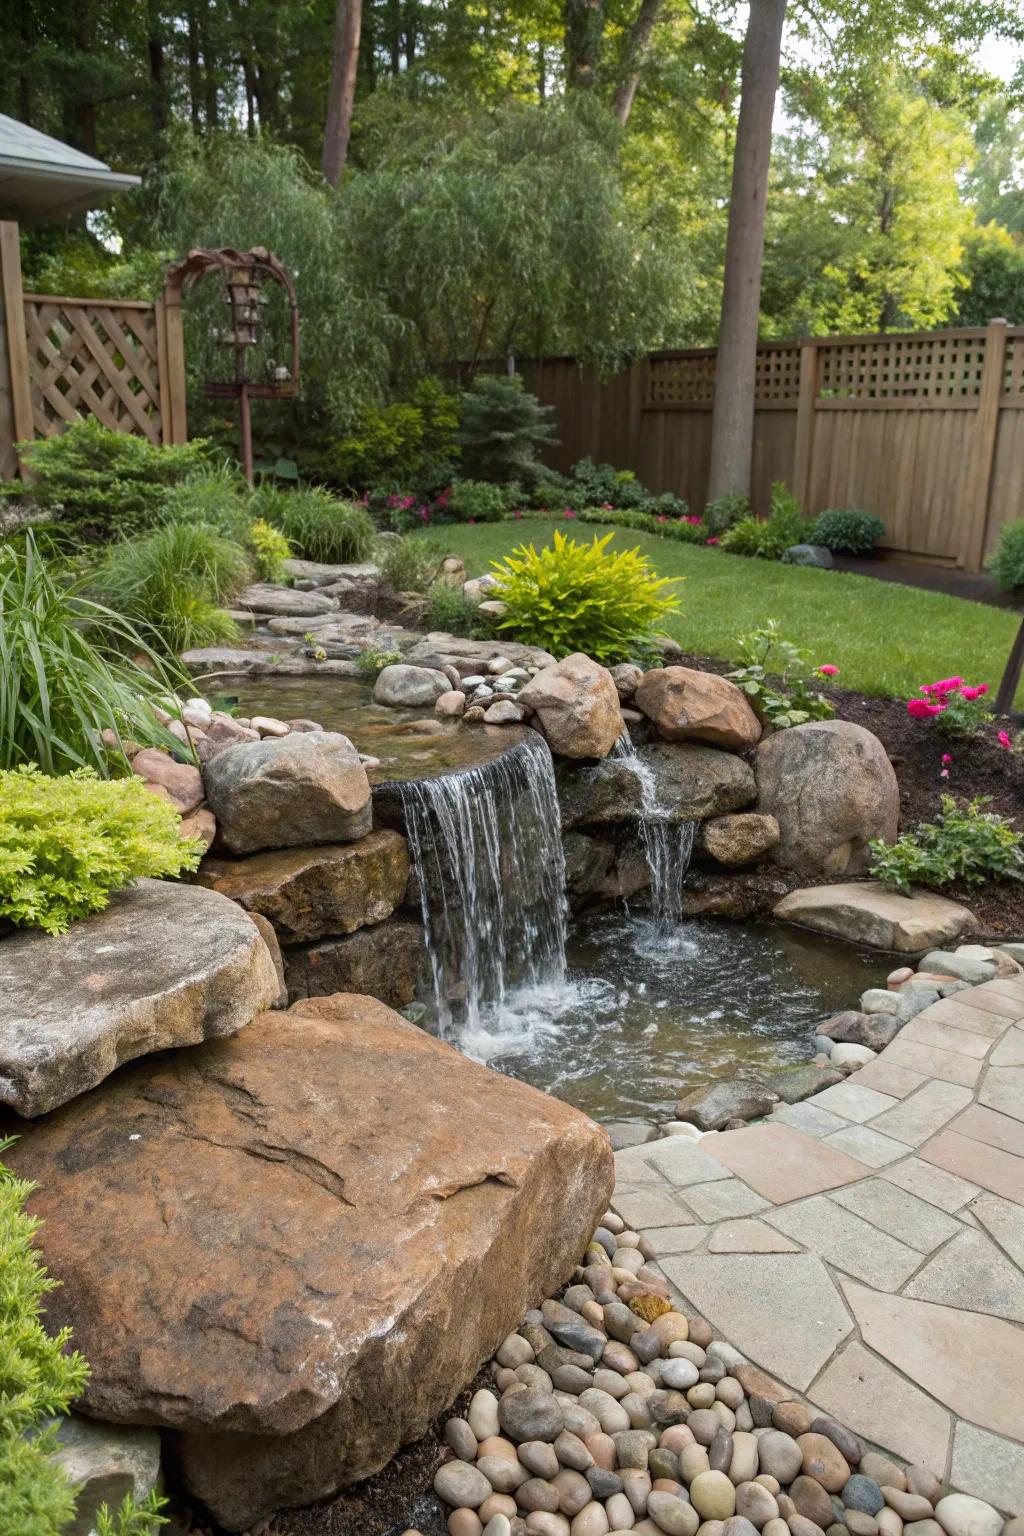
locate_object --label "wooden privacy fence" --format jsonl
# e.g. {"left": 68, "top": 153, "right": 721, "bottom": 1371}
{"left": 518, "top": 318, "right": 1024, "bottom": 571}
{"left": 0, "top": 223, "right": 186, "bottom": 479}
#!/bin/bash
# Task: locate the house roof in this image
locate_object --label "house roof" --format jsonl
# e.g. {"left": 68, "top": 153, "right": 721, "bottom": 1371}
{"left": 0, "top": 115, "right": 140, "bottom": 224}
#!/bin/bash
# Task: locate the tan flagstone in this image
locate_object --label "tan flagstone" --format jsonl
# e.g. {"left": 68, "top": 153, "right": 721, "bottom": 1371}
{"left": 869, "top": 1079, "right": 974, "bottom": 1148}
{"left": 846, "top": 1057, "right": 930, "bottom": 1099}
{"left": 613, "top": 1145, "right": 673, "bottom": 1186}
{"left": 643, "top": 1136, "right": 735, "bottom": 1186}
{"left": 950, "top": 1421, "right": 1024, "bottom": 1515}
{"left": 823, "top": 1124, "right": 911, "bottom": 1168}
{"left": 773, "top": 1101, "right": 850, "bottom": 1136}
{"left": 765, "top": 1195, "right": 921, "bottom": 1291}
{"left": 707, "top": 1218, "right": 801, "bottom": 1253}
{"left": 660, "top": 1252, "right": 853, "bottom": 1391}
{"left": 915, "top": 998, "right": 1011, "bottom": 1036}
{"left": 882, "top": 1037, "right": 983, "bottom": 1088}
{"left": 929, "top": 990, "right": 1024, "bottom": 1021}
{"left": 843, "top": 1280, "right": 1024, "bottom": 1441}
{"left": 902, "top": 1227, "right": 1024, "bottom": 1322}
{"left": 805, "top": 1081, "right": 901, "bottom": 1124}
{"left": 639, "top": 1223, "right": 708, "bottom": 1253}
{"left": 809, "top": 1339, "right": 951, "bottom": 1471}
{"left": 979, "top": 1066, "right": 1024, "bottom": 1124}
{"left": 683, "top": 1177, "right": 769, "bottom": 1223}
{"left": 971, "top": 1193, "right": 1024, "bottom": 1269}
{"left": 990, "top": 1027, "right": 1024, "bottom": 1068}
{"left": 830, "top": 1177, "right": 962, "bottom": 1253}
{"left": 700, "top": 1123, "right": 870, "bottom": 1205}
{"left": 881, "top": 1155, "right": 980, "bottom": 1212}
{"left": 952, "top": 1102, "right": 1024, "bottom": 1158}
{"left": 899, "top": 1016, "right": 995, "bottom": 1060}
{"left": 920, "top": 1128, "right": 1024, "bottom": 1203}
{"left": 612, "top": 1186, "right": 693, "bottom": 1229}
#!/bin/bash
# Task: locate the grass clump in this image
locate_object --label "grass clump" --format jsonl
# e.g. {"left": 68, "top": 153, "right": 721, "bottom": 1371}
{"left": 490, "top": 529, "right": 679, "bottom": 663}
{"left": 422, "top": 584, "right": 489, "bottom": 637}
{"left": 0, "top": 535, "right": 187, "bottom": 775}
{"left": 0, "top": 764, "right": 203, "bottom": 935}
{"left": 254, "top": 485, "right": 375, "bottom": 564}
{"left": 95, "top": 522, "right": 251, "bottom": 657}
{"left": 378, "top": 535, "right": 447, "bottom": 593}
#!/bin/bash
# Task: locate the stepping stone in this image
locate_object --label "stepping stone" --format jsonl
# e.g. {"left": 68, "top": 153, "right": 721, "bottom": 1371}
{"left": 0, "top": 880, "right": 281, "bottom": 1117}
{"left": 971, "top": 1193, "right": 1024, "bottom": 1269}
{"left": 810, "top": 1339, "right": 951, "bottom": 1472}
{"left": 843, "top": 1280, "right": 1024, "bottom": 1441}
{"left": 952, "top": 1102, "right": 1024, "bottom": 1158}
{"left": 806, "top": 1081, "right": 900, "bottom": 1124}
{"left": 920, "top": 1128, "right": 1024, "bottom": 1204}
{"left": 882, "top": 1037, "right": 983, "bottom": 1089}
{"left": 612, "top": 1187, "right": 691, "bottom": 1229}
{"left": 642, "top": 1137, "right": 734, "bottom": 1187}
{"left": 683, "top": 1178, "right": 768, "bottom": 1222}
{"left": 772, "top": 1101, "right": 849, "bottom": 1137}
{"left": 613, "top": 1145, "right": 675, "bottom": 1187}
{"left": 900, "top": 1016, "right": 997, "bottom": 1060}
{"left": 869, "top": 1080, "right": 974, "bottom": 1147}
{"left": 707, "top": 1218, "right": 800, "bottom": 1253}
{"left": 829, "top": 1177, "right": 962, "bottom": 1254}
{"left": 659, "top": 1251, "right": 853, "bottom": 1390}
{"left": 823, "top": 1124, "right": 911, "bottom": 1168}
{"left": 979, "top": 1066, "right": 1024, "bottom": 1123}
{"left": 991, "top": 1027, "right": 1024, "bottom": 1067}
{"left": 703, "top": 1123, "right": 869, "bottom": 1204}
{"left": 765, "top": 1194, "right": 921, "bottom": 1291}
{"left": 847, "top": 1056, "right": 929, "bottom": 1099}
{"left": 950, "top": 1421, "right": 1024, "bottom": 1514}
{"left": 881, "top": 1156, "right": 980, "bottom": 1212}
{"left": 932, "top": 990, "right": 1024, "bottom": 1021}
{"left": 639, "top": 1223, "right": 708, "bottom": 1253}
{"left": 773, "top": 882, "right": 976, "bottom": 953}
{"left": 902, "top": 1227, "right": 1024, "bottom": 1322}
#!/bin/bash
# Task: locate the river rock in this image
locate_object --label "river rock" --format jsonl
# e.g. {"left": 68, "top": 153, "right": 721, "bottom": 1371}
{"left": 518, "top": 655, "right": 623, "bottom": 759}
{"left": 283, "top": 918, "right": 425, "bottom": 1006}
{"left": 918, "top": 950, "right": 997, "bottom": 984}
{"left": 635, "top": 668, "right": 762, "bottom": 750}
{"left": 756, "top": 1431, "right": 803, "bottom": 1484}
{"left": 813, "top": 1011, "right": 902, "bottom": 1053}
{"left": 202, "top": 732, "right": 372, "bottom": 853}
{"left": 9, "top": 994, "right": 613, "bottom": 1530}
{"left": 797, "top": 1433, "right": 850, "bottom": 1492}
{"left": 435, "top": 1460, "right": 495, "bottom": 1508}
{"left": 437, "top": 690, "right": 468, "bottom": 718}
{"left": 676, "top": 1077, "right": 779, "bottom": 1131}
{"left": 374, "top": 664, "right": 452, "bottom": 708}
{"left": 49, "top": 1414, "right": 162, "bottom": 1536}
{"left": 0, "top": 879, "right": 280, "bottom": 1117}
{"left": 934, "top": 1498, "right": 1003, "bottom": 1536}
{"left": 768, "top": 1063, "right": 843, "bottom": 1104}
{"left": 754, "top": 723, "right": 899, "bottom": 878}
{"left": 130, "top": 748, "right": 205, "bottom": 813}
{"left": 610, "top": 663, "right": 644, "bottom": 702}
{"left": 198, "top": 831, "right": 409, "bottom": 944}
{"left": 700, "top": 814, "right": 780, "bottom": 868}
{"left": 772, "top": 883, "right": 977, "bottom": 953}
{"left": 234, "top": 582, "right": 339, "bottom": 617}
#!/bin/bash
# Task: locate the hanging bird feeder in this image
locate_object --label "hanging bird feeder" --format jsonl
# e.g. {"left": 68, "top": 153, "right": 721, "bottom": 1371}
{"left": 163, "top": 246, "right": 300, "bottom": 485}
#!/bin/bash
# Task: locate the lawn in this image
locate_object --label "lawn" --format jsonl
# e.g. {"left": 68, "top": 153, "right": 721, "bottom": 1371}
{"left": 420, "top": 518, "right": 1024, "bottom": 704}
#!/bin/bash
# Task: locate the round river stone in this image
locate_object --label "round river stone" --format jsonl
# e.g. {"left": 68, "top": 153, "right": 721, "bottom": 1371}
{"left": 499, "top": 1388, "right": 565, "bottom": 1444}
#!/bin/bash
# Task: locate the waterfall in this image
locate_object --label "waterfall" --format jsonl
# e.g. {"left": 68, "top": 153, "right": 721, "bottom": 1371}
{"left": 613, "top": 730, "right": 696, "bottom": 927}
{"left": 398, "top": 733, "right": 568, "bottom": 1034}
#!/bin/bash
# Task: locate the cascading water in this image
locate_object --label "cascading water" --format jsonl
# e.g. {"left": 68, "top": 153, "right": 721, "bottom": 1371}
{"left": 612, "top": 730, "right": 696, "bottom": 927}
{"left": 398, "top": 732, "right": 568, "bottom": 1034}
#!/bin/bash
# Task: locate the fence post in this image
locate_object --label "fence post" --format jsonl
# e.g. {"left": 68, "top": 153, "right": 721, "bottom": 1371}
{"left": 791, "top": 339, "right": 818, "bottom": 506}
{"left": 965, "top": 317, "right": 1008, "bottom": 573}
{"left": 0, "top": 221, "right": 35, "bottom": 475}
{"left": 160, "top": 277, "right": 188, "bottom": 444}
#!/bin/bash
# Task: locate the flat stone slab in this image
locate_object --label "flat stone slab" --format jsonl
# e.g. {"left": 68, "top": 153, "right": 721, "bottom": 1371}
{"left": 9, "top": 995, "right": 613, "bottom": 1530}
{"left": 234, "top": 583, "right": 339, "bottom": 616}
{"left": 182, "top": 647, "right": 359, "bottom": 679}
{"left": 765, "top": 1193, "right": 921, "bottom": 1291}
{"left": 773, "top": 881, "right": 977, "bottom": 952}
{"left": 0, "top": 879, "right": 279, "bottom": 1117}
{"left": 810, "top": 1339, "right": 952, "bottom": 1471}
{"left": 701, "top": 1122, "right": 870, "bottom": 1204}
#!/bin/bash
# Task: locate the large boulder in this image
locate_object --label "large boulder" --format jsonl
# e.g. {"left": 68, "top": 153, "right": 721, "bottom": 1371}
{"left": 774, "top": 881, "right": 977, "bottom": 952}
{"left": 754, "top": 720, "right": 899, "bottom": 877}
{"left": 634, "top": 666, "right": 762, "bottom": 749}
{"left": 517, "top": 654, "right": 623, "bottom": 759}
{"left": 556, "top": 742, "right": 756, "bottom": 828}
{"left": 284, "top": 919, "right": 426, "bottom": 1006}
{"left": 198, "top": 831, "right": 409, "bottom": 945}
{"left": 0, "top": 880, "right": 280, "bottom": 1117}
{"left": 372, "top": 663, "right": 452, "bottom": 708}
{"left": 10, "top": 996, "right": 614, "bottom": 1530}
{"left": 202, "top": 732, "right": 371, "bottom": 854}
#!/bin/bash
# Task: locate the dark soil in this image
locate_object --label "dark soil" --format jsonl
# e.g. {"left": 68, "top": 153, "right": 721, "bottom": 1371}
{"left": 674, "top": 647, "right": 1024, "bottom": 936}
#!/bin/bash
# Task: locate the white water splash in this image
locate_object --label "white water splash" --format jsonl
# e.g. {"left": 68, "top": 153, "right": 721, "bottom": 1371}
{"left": 612, "top": 729, "right": 696, "bottom": 928}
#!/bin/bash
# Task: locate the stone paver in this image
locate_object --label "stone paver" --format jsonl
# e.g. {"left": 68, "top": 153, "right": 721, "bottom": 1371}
{"left": 659, "top": 1252, "right": 853, "bottom": 1390}
{"left": 628, "top": 969, "right": 1024, "bottom": 1514}
{"left": 704, "top": 1122, "right": 870, "bottom": 1203}
{"left": 810, "top": 1338, "right": 952, "bottom": 1470}
{"left": 869, "top": 1079, "right": 975, "bottom": 1146}
{"left": 830, "top": 1176, "right": 962, "bottom": 1252}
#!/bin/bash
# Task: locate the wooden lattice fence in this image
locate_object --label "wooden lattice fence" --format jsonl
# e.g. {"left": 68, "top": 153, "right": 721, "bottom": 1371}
{"left": 518, "top": 319, "right": 1024, "bottom": 571}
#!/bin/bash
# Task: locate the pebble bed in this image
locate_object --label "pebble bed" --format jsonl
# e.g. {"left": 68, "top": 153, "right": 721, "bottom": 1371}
{"left": 399, "top": 1217, "right": 1023, "bottom": 1536}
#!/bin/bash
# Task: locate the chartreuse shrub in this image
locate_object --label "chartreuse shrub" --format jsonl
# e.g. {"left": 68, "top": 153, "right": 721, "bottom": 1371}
{"left": 95, "top": 522, "right": 251, "bottom": 657}
{"left": 20, "top": 418, "right": 211, "bottom": 540}
{"left": 0, "top": 765, "right": 203, "bottom": 935}
{"left": 988, "top": 519, "right": 1024, "bottom": 592}
{"left": 871, "top": 796, "right": 1024, "bottom": 895}
{"left": 247, "top": 518, "right": 292, "bottom": 582}
{"left": 0, "top": 1133, "right": 169, "bottom": 1535}
{"left": 0, "top": 535, "right": 186, "bottom": 776}
{"left": 253, "top": 484, "right": 375, "bottom": 564}
{"left": 811, "top": 508, "right": 886, "bottom": 554}
{"left": 490, "top": 530, "right": 679, "bottom": 663}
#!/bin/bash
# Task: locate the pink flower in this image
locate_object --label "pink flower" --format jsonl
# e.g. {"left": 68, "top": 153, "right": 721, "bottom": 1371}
{"left": 942, "top": 753, "right": 953, "bottom": 764}
{"left": 601, "top": 502, "right": 613, "bottom": 510}
{"left": 657, "top": 514, "right": 667, "bottom": 524}
{"left": 940, "top": 768, "right": 950, "bottom": 778}
{"left": 563, "top": 508, "right": 576, "bottom": 519}
{"left": 705, "top": 536, "right": 720, "bottom": 546}
{"left": 513, "top": 509, "right": 523, "bottom": 519}
{"left": 817, "top": 664, "right": 840, "bottom": 677}
{"left": 929, "top": 676, "right": 964, "bottom": 695}
{"left": 467, "top": 518, "right": 476, "bottom": 525}
{"left": 961, "top": 685, "right": 989, "bottom": 701}
{"left": 907, "top": 698, "right": 946, "bottom": 719}
{"left": 685, "top": 515, "right": 703, "bottom": 525}
{"left": 999, "top": 730, "right": 1013, "bottom": 750}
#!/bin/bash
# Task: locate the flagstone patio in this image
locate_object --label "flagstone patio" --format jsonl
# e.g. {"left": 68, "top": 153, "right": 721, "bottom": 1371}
{"left": 612, "top": 973, "right": 1024, "bottom": 1515}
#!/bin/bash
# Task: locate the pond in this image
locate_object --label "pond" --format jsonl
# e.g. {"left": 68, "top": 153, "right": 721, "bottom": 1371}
{"left": 445, "top": 911, "right": 893, "bottom": 1122}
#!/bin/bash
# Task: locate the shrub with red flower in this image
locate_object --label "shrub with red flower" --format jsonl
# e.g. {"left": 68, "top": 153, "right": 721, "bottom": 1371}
{"left": 906, "top": 677, "right": 993, "bottom": 738}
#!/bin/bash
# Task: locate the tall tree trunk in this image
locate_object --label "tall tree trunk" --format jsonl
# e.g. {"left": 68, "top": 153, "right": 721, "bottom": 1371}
{"left": 612, "top": 0, "right": 663, "bottom": 125}
{"left": 706, "top": 0, "right": 786, "bottom": 504}
{"left": 388, "top": 0, "right": 401, "bottom": 73}
{"left": 322, "top": 0, "right": 363, "bottom": 187}
{"left": 74, "top": 0, "right": 98, "bottom": 155}
{"left": 564, "top": 0, "right": 604, "bottom": 90}
{"left": 187, "top": 4, "right": 203, "bottom": 131}
{"left": 148, "top": 0, "right": 168, "bottom": 142}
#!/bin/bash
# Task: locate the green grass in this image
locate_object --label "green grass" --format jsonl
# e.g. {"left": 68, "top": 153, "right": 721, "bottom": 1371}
{"left": 422, "top": 518, "right": 1024, "bottom": 704}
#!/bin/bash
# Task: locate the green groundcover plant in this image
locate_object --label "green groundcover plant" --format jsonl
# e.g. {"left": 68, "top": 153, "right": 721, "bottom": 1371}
{"left": 870, "top": 795, "right": 1024, "bottom": 894}
{"left": 0, "top": 766, "right": 203, "bottom": 935}
{"left": 811, "top": 507, "right": 886, "bottom": 554}
{"left": 727, "top": 619, "right": 837, "bottom": 729}
{"left": 721, "top": 483, "right": 808, "bottom": 560}
{"left": 0, "top": 535, "right": 186, "bottom": 776}
{"left": 490, "top": 529, "right": 679, "bottom": 663}
{"left": 0, "top": 1134, "right": 168, "bottom": 1535}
